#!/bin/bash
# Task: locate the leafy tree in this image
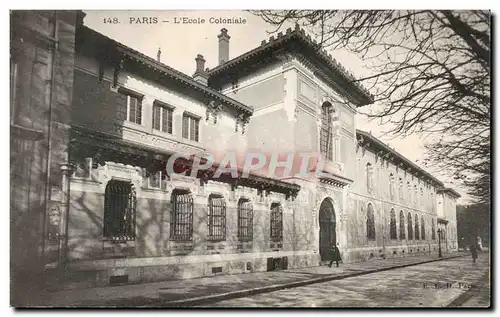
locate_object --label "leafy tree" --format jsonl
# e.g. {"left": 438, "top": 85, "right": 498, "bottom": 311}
{"left": 252, "top": 10, "right": 491, "bottom": 203}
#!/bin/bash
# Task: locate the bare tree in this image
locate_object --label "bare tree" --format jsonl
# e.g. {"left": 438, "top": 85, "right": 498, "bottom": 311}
{"left": 252, "top": 10, "right": 491, "bottom": 203}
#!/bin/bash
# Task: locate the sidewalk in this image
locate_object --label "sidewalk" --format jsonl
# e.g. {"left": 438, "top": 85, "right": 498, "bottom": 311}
{"left": 32, "top": 252, "right": 466, "bottom": 307}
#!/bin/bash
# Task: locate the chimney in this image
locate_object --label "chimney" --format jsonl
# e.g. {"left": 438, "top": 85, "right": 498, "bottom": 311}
{"left": 218, "top": 28, "right": 230, "bottom": 65}
{"left": 157, "top": 47, "right": 162, "bottom": 62}
{"left": 193, "top": 54, "right": 208, "bottom": 85}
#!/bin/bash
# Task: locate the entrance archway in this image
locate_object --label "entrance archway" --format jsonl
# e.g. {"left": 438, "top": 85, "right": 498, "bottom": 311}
{"left": 319, "top": 198, "right": 336, "bottom": 261}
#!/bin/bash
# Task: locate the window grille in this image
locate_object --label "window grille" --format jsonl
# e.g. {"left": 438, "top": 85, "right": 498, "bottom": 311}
{"left": 238, "top": 199, "right": 253, "bottom": 242}
{"left": 270, "top": 203, "right": 283, "bottom": 242}
{"left": 170, "top": 190, "right": 193, "bottom": 242}
{"left": 207, "top": 195, "right": 226, "bottom": 242}
{"left": 103, "top": 180, "right": 136, "bottom": 241}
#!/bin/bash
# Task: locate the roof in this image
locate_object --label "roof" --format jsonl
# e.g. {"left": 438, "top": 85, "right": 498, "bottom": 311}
{"left": 356, "top": 129, "right": 444, "bottom": 187}
{"left": 437, "top": 187, "right": 462, "bottom": 198}
{"left": 76, "top": 25, "right": 253, "bottom": 116}
{"left": 208, "top": 25, "right": 374, "bottom": 107}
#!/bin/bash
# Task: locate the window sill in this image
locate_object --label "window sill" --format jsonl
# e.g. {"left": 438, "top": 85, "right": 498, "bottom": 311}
{"left": 152, "top": 129, "right": 175, "bottom": 141}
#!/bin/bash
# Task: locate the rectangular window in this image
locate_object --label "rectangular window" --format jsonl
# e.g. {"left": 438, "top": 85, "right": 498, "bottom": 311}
{"left": 208, "top": 195, "right": 226, "bottom": 242}
{"left": 238, "top": 199, "right": 253, "bottom": 242}
{"left": 152, "top": 102, "right": 173, "bottom": 134}
{"left": 182, "top": 113, "right": 199, "bottom": 142}
{"left": 104, "top": 180, "right": 136, "bottom": 241}
{"left": 118, "top": 88, "right": 143, "bottom": 124}
{"left": 170, "top": 190, "right": 194, "bottom": 242}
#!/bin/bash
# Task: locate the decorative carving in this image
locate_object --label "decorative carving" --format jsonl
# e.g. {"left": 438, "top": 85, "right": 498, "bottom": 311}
{"left": 49, "top": 204, "right": 61, "bottom": 226}
{"left": 206, "top": 101, "right": 223, "bottom": 124}
{"left": 236, "top": 114, "right": 250, "bottom": 135}
{"left": 112, "top": 58, "right": 124, "bottom": 88}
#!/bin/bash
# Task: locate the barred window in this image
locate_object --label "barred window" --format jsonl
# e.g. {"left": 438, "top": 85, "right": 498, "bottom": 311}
{"left": 414, "top": 214, "right": 420, "bottom": 240}
{"left": 408, "top": 212, "right": 413, "bottom": 240}
{"left": 320, "top": 102, "right": 334, "bottom": 161}
{"left": 153, "top": 101, "right": 173, "bottom": 134}
{"left": 207, "top": 194, "right": 226, "bottom": 242}
{"left": 421, "top": 216, "right": 426, "bottom": 240}
{"left": 103, "top": 180, "right": 136, "bottom": 241}
{"left": 238, "top": 198, "right": 253, "bottom": 242}
{"left": 366, "top": 203, "right": 376, "bottom": 240}
{"left": 182, "top": 113, "right": 199, "bottom": 141}
{"left": 170, "top": 190, "right": 193, "bottom": 242}
{"left": 399, "top": 210, "right": 406, "bottom": 240}
{"left": 432, "top": 219, "right": 436, "bottom": 240}
{"left": 270, "top": 203, "right": 283, "bottom": 242}
{"left": 390, "top": 209, "right": 397, "bottom": 240}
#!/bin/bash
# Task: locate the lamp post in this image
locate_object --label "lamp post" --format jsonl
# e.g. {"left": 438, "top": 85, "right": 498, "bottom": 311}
{"left": 437, "top": 228, "right": 442, "bottom": 258}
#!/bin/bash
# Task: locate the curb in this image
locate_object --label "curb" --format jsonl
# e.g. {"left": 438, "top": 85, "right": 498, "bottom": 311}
{"left": 160, "top": 254, "right": 467, "bottom": 307}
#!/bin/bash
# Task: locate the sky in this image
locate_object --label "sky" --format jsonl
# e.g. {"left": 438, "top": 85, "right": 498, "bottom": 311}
{"left": 82, "top": 10, "right": 469, "bottom": 203}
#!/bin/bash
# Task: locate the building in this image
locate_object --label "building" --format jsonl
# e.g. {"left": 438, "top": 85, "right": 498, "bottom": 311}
{"left": 10, "top": 10, "right": 80, "bottom": 302}
{"left": 10, "top": 11, "right": 460, "bottom": 292}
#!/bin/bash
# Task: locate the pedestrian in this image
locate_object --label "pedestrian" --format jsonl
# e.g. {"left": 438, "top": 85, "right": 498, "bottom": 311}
{"left": 328, "top": 244, "right": 342, "bottom": 268}
{"left": 470, "top": 242, "right": 478, "bottom": 264}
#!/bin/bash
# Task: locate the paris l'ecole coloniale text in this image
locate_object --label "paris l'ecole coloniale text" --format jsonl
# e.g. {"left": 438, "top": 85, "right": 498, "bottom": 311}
{"left": 108, "top": 16, "right": 248, "bottom": 25}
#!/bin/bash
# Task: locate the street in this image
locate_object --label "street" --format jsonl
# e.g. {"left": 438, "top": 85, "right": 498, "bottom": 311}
{"left": 201, "top": 254, "right": 490, "bottom": 307}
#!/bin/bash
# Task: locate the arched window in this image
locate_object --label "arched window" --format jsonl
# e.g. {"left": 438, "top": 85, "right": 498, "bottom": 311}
{"left": 366, "top": 163, "right": 374, "bottom": 194}
{"left": 238, "top": 198, "right": 253, "bottom": 242}
{"left": 399, "top": 210, "right": 405, "bottom": 239}
{"left": 207, "top": 194, "right": 226, "bottom": 242}
{"left": 270, "top": 203, "right": 283, "bottom": 242}
{"left": 320, "top": 102, "right": 334, "bottom": 161}
{"left": 414, "top": 214, "right": 420, "bottom": 240}
{"left": 421, "top": 215, "right": 426, "bottom": 240}
{"left": 407, "top": 212, "right": 413, "bottom": 240}
{"left": 390, "top": 208, "right": 397, "bottom": 240}
{"left": 170, "top": 189, "right": 194, "bottom": 242}
{"left": 432, "top": 219, "right": 436, "bottom": 240}
{"left": 399, "top": 177, "right": 404, "bottom": 200}
{"left": 366, "top": 203, "right": 376, "bottom": 240}
{"left": 389, "top": 173, "right": 395, "bottom": 200}
{"left": 414, "top": 185, "right": 418, "bottom": 204}
{"left": 407, "top": 181, "right": 411, "bottom": 202}
{"left": 104, "top": 180, "right": 136, "bottom": 241}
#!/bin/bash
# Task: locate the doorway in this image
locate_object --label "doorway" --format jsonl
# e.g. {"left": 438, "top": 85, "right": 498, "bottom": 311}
{"left": 319, "top": 198, "right": 336, "bottom": 261}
